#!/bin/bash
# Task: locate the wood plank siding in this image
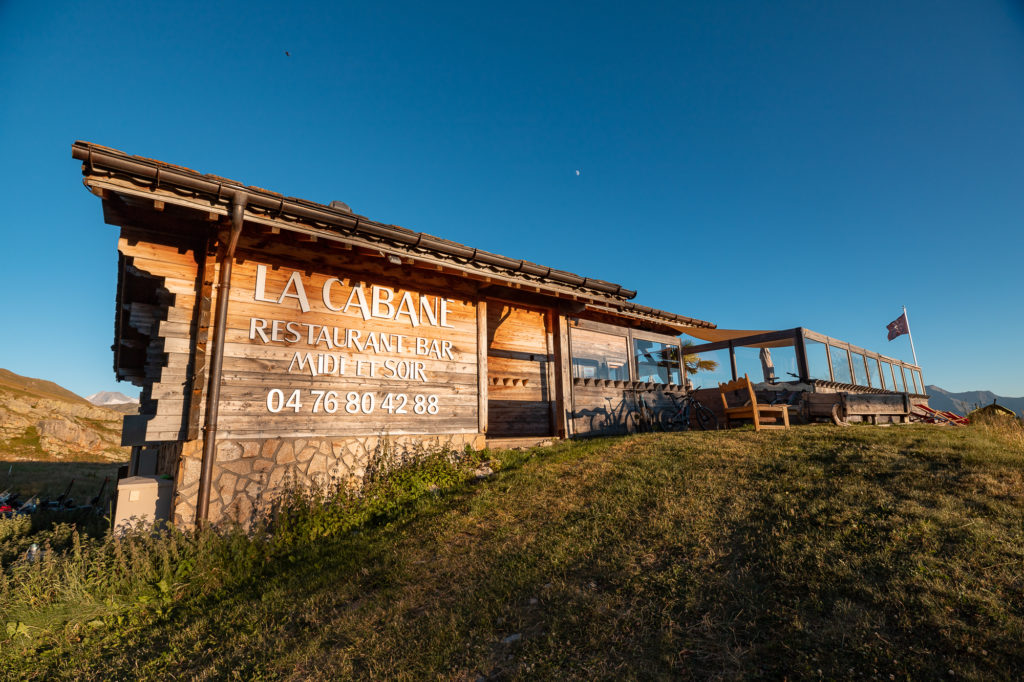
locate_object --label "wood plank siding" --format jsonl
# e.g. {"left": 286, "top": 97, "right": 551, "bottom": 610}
{"left": 486, "top": 301, "right": 555, "bottom": 438}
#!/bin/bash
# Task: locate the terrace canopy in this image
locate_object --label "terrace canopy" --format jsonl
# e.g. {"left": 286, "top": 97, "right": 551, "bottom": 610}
{"left": 681, "top": 327, "right": 926, "bottom": 396}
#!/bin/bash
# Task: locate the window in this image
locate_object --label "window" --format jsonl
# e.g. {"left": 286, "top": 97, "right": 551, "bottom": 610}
{"left": 633, "top": 338, "right": 681, "bottom": 384}
{"left": 872, "top": 358, "right": 886, "bottom": 389}
{"left": 734, "top": 344, "right": 799, "bottom": 384}
{"left": 570, "top": 328, "right": 629, "bottom": 380}
{"left": 687, "top": 347, "right": 731, "bottom": 390}
{"left": 850, "top": 352, "right": 867, "bottom": 386}
{"left": 889, "top": 363, "right": 905, "bottom": 391}
{"left": 805, "top": 339, "right": 831, "bottom": 381}
{"left": 903, "top": 367, "right": 918, "bottom": 393}
{"left": 829, "top": 346, "right": 853, "bottom": 384}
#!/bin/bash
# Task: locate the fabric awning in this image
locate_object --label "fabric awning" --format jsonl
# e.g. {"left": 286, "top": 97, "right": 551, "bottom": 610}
{"left": 672, "top": 326, "right": 796, "bottom": 349}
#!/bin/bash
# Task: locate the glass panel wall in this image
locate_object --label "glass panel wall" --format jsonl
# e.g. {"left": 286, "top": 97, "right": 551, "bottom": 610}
{"left": 872, "top": 358, "right": 886, "bottom": 389}
{"left": 570, "top": 328, "right": 630, "bottom": 380}
{"left": 686, "top": 347, "right": 731, "bottom": 390}
{"left": 805, "top": 339, "right": 831, "bottom": 381}
{"left": 829, "top": 345, "right": 853, "bottom": 384}
{"left": 633, "top": 338, "right": 682, "bottom": 384}
{"left": 904, "top": 367, "right": 918, "bottom": 393}
{"left": 889, "top": 363, "right": 904, "bottom": 391}
{"left": 735, "top": 345, "right": 799, "bottom": 384}
{"left": 850, "top": 352, "right": 867, "bottom": 386}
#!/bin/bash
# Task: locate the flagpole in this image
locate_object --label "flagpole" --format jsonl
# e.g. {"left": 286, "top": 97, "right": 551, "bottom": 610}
{"left": 903, "top": 305, "right": 919, "bottom": 366}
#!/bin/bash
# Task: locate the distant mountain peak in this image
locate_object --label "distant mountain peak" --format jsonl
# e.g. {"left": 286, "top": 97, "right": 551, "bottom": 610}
{"left": 925, "top": 385, "right": 1023, "bottom": 418}
{"left": 86, "top": 391, "right": 139, "bottom": 406}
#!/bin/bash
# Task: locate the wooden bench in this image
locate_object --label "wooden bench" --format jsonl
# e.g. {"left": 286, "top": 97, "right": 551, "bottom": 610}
{"left": 719, "top": 374, "right": 790, "bottom": 431}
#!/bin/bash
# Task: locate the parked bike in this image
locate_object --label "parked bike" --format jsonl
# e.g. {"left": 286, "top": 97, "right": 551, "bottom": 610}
{"left": 629, "top": 387, "right": 659, "bottom": 433}
{"left": 658, "top": 389, "right": 718, "bottom": 431}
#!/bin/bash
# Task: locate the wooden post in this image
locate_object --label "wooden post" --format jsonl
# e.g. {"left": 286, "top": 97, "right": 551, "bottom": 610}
{"left": 729, "top": 341, "right": 738, "bottom": 381}
{"left": 477, "top": 299, "right": 488, "bottom": 436}
{"left": 186, "top": 240, "right": 214, "bottom": 441}
{"left": 794, "top": 329, "right": 809, "bottom": 382}
{"left": 678, "top": 339, "right": 688, "bottom": 391}
{"left": 626, "top": 328, "right": 637, "bottom": 381}
{"left": 551, "top": 312, "right": 573, "bottom": 438}
{"left": 546, "top": 311, "right": 558, "bottom": 436}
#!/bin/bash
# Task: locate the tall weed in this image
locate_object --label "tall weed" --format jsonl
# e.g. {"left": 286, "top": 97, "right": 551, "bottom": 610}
{"left": 1, "top": 439, "right": 481, "bottom": 644}
{"left": 970, "top": 411, "right": 1024, "bottom": 450}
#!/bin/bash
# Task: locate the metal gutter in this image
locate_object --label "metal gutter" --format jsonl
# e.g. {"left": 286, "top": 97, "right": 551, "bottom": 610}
{"left": 195, "top": 192, "right": 246, "bottom": 525}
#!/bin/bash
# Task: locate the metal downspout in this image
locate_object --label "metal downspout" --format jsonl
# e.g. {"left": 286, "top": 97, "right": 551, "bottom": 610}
{"left": 195, "top": 192, "right": 247, "bottom": 526}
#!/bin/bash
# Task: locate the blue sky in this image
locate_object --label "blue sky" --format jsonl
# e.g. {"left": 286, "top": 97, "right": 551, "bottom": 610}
{"left": 1, "top": 1, "right": 1022, "bottom": 397}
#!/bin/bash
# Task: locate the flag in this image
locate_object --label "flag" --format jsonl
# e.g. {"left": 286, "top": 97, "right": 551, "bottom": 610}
{"left": 887, "top": 313, "right": 909, "bottom": 341}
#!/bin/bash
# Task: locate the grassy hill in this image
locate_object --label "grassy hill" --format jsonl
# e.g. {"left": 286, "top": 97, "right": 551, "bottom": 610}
{"left": 2, "top": 423, "right": 1023, "bottom": 679}
{"left": 0, "top": 369, "right": 90, "bottom": 406}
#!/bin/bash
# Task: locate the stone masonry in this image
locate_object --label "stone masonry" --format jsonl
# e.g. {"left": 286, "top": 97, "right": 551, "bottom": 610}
{"left": 172, "top": 433, "right": 484, "bottom": 527}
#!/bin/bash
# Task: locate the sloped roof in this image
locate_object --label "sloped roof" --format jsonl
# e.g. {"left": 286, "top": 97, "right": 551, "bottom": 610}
{"left": 72, "top": 141, "right": 715, "bottom": 330}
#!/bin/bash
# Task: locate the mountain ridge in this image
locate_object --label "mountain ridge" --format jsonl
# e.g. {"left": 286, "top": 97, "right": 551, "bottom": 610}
{"left": 0, "top": 368, "right": 91, "bottom": 406}
{"left": 926, "top": 385, "right": 1024, "bottom": 419}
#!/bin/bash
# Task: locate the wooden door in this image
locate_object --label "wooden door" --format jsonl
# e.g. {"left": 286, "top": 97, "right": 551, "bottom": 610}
{"left": 486, "top": 301, "right": 555, "bottom": 437}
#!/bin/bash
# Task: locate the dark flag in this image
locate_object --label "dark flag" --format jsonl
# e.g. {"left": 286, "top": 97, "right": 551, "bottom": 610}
{"left": 887, "top": 313, "right": 909, "bottom": 341}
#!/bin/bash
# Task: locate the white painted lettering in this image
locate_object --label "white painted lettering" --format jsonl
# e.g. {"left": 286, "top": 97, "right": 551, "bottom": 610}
{"left": 288, "top": 352, "right": 317, "bottom": 376}
{"left": 314, "top": 326, "right": 333, "bottom": 349}
{"left": 321, "top": 278, "right": 345, "bottom": 311}
{"left": 279, "top": 271, "right": 310, "bottom": 312}
{"left": 394, "top": 291, "right": 418, "bottom": 326}
{"left": 343, "top": 283, "right": 372, "bottom": 320}
{"left": 371, "top": 285, "right": 395, "bottom": 320}
{"left": 348, "top": 329, "right": 363, "bottom": 352}
{"left": 419, "top": 295, "right": 438, "bottom": 326}
{"left": 249, "top": 317, "right": 269, "bottom": 343}
{"left": 363, "top": 331, "right": 380, "bottom": 354}
{"left": 254, "top": 264, "right": 276, "bottom": 303}
{"left": 440, "top": 298, "right": 454, "bottom": 328}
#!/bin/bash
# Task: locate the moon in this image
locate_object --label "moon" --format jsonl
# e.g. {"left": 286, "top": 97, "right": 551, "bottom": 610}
{"left": 575, "top": 170, "right": 580, "bottom": 176}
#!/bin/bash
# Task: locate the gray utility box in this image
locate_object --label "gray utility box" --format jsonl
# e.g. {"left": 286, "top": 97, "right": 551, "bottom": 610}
{"left": 113, "top": 476, "right": 173, "bottom": 529}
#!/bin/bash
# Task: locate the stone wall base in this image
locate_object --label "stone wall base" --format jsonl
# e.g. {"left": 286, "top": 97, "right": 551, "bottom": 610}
{"left": 173, "top": 432, "right": 484, "bottom": 528}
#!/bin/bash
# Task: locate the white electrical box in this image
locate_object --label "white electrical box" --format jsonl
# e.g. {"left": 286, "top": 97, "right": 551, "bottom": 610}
{"left": 113, "top": 476, "right": 173, "bottom": 530}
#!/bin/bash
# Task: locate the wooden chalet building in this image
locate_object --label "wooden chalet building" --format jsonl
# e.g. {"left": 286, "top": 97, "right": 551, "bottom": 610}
{"left": 73, "top": 142, "right": 716, "bottom": 527}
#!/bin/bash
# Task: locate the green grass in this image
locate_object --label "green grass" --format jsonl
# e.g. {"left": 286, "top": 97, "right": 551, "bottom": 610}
{"left": 0, "top": 428, "right": 46, "bottom": 460}
{"left": 1, "top": 424, "right": 1023, "bottom": 680}
{"left": 0, "top": 461, "right": 121, "bottom": 500}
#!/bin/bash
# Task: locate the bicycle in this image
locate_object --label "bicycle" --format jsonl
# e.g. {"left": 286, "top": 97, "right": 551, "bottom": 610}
{"left": 629, "top": 387, "right": 658, "bottom": 433}
{"left": 590, "top": 393, "right": 638, "bottom": 435}
{"left": 657, "top": 389, "right": 718, "bottom": 431}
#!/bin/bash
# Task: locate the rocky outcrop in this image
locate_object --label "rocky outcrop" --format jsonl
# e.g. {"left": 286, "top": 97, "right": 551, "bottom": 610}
{"left": 0, "top": 386, "right": 130, "bottom": 461}
{"left": 36, "top": 418, "right": 107, "bottom": 452}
